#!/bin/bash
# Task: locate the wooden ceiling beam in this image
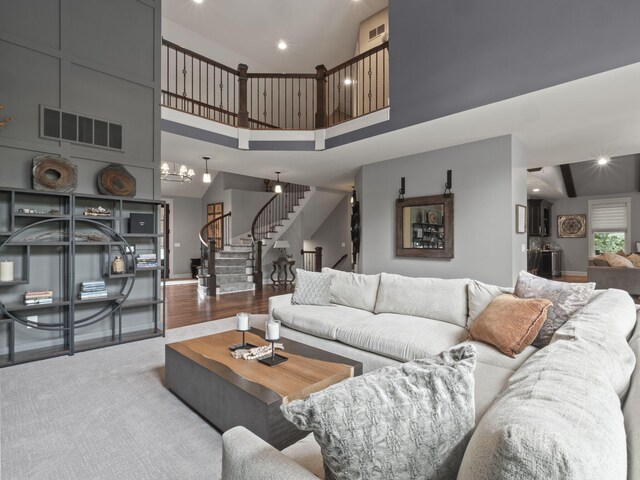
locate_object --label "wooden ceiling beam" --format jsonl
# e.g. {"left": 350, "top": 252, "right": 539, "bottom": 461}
{"left": 560, "top": 164, "right": 577, "bottom": 198}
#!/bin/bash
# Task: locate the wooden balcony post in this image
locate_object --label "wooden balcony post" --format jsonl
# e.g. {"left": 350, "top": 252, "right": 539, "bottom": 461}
{"left": 315, "top": 64, "right": 327, "bottom": 129}
{"left": 238, "top": 63, "right": 249, "bottom": 128}
{"left": 314, "top": 246, "right": 323, "bottom": 272}
{"left": 254, "top": 240, "right": 263, "bottom": 291}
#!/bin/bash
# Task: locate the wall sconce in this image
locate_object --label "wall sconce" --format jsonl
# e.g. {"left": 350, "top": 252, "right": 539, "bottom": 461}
{"left": 398, "top": 177, "right": 405, "bottom": 201}
{"left": 444, "top": 170, "right": 452, "bottom": 197}
{"left": 274, "top": 171, "right": 283, "bottom": 193}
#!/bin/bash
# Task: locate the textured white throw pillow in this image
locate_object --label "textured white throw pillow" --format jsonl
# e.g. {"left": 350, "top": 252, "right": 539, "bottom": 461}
{"left": 282, "top": 345, "right": 477, "bottom": 480}
{"left": 291, "top": 269, "right": 333, "bottom": 306}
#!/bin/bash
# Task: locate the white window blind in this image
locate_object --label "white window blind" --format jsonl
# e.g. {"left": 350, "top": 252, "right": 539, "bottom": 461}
{"left": 590, "top": 202, "right": 628, "bottom": 231}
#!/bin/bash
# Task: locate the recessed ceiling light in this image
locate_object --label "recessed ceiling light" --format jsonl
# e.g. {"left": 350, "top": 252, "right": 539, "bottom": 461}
{"left": 193, "top": 0, "right": 203, "bottom": 3}
{"left": 597, "top": 156, "right": 609, "bottom": 165}
{"left": 344, "top": 78, "right": 352, "bottom": 85}
{"left": 532, "top": 188, "right": 540, "bottom": 192}
{"left": 278, "top": 40, "right": 287, "bottom": 50}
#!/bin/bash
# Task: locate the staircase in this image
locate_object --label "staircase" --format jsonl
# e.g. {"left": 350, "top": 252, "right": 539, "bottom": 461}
{"left": 211, "top": 245, "right": 254, "bottom": 294}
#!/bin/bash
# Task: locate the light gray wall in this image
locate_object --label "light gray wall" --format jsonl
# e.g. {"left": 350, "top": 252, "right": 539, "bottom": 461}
{"left": 360, "top": 135, "right": 526, "bottom": 286}
{"left": 0, "top": 0, "right": 161, "bottom": 353}
{"left": 164, "top": 196, "right": 202, "bottom": 276}
{"left": 307, "top": 196, "right": 351, "bottom": 270}
{"left": 511, "top": 137, "right": 529, "bottom": 280}
{"left": 541, "top": 191, "right": 640, "bottom": 274}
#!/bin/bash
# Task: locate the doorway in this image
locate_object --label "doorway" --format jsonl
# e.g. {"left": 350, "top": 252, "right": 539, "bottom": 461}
{"left": 162, "top": 198, "right": 174, "bottom": 279}
{"left": 207, "top": 202, "right": 224, "bottom": 250}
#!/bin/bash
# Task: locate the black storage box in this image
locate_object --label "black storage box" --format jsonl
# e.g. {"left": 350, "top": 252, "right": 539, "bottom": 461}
{"left": 129, "top": 213, "right": 154, "bottom": 234}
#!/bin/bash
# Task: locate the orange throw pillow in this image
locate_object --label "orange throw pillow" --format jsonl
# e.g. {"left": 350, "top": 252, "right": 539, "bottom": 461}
{"left": 468, "top": 294, "right": 552, "bottom": 358}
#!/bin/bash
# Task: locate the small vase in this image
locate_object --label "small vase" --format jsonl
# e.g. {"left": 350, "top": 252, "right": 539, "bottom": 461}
{"left": 112, "top": 256, "right": 125, "bottom": 274}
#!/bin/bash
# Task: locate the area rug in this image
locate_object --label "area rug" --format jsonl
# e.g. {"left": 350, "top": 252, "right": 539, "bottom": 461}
{"left": 0, "top": 315, "right": 268, "bottom": 480}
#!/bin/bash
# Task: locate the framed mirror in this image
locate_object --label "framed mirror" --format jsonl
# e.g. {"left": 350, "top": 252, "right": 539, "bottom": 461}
{"left": 396, "top": 194, "right": 454, "bottom": 258}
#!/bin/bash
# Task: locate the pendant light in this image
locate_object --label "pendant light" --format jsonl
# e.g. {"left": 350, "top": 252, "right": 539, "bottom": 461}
{"left": 202, "top": 156, "right": 212, "bottom": 183}
{"left": 274, "top": 171, "right": 282, "bottom": 193}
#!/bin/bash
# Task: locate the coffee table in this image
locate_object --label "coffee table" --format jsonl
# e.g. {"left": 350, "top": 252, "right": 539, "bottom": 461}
{"left": 165, "top": 328, "right": 362, "bottom": 450}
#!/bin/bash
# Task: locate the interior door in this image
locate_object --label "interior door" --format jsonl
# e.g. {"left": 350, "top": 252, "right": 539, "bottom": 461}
{"left": 207, "top": 202, "right": 224, "bottom": 250}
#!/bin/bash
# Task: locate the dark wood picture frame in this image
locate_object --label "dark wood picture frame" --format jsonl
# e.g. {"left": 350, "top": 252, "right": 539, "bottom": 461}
{"left": 396, "top": 194, "right": 454, "bottom": 258}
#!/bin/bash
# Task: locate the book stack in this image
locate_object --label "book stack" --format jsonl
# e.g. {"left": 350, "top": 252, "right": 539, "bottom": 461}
{"left": 24, "top": 290, "right": 53, "bottom": 305}
{"left": 79, "top": 280, "right": 107, "bottom": 300}
{"left": 136, "top": 254, "right": 158, "bottom": 269}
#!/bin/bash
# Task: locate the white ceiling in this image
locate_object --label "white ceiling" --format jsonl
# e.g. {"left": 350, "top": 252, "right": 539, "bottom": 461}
{"left": 162, "top": 61, "right": 640, "bottom": 192}
{"left": 162, "top": 0, "right": 388, "bottom": 72}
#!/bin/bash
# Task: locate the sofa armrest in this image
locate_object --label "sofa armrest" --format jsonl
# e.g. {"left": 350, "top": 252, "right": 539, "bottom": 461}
{"left": 587, "top": 266, "right": 640, "bottom": 296}
{"left": 222, "top": 426, "right": 318, "bottom": 480}
{"left": 268, "top": 294, "right": 293, "bottom": 322}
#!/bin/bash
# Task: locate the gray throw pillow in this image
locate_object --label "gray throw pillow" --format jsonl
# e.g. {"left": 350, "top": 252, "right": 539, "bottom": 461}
{"left": 291, "top": 269, "right": 333, "bottom": 306}
{"left": 281, "top": 345, "right": 477, "bottom": 480}
{"left": 514, "top": 271, "right": 595, "bottom": 347}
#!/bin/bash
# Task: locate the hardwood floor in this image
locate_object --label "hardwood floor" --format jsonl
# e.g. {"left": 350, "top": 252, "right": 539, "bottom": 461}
{"left": 554, "top": 274, "right": 587, "bottom": 283}
{"left": 165, "top": 284, "right": 293, "bottom": 329}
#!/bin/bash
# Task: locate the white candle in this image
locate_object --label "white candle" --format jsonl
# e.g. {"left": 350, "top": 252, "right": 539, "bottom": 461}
{"left": 0, "top": 261, "right": 13, "bottom": 282}
{"left": 266, "top": 320, "right": 280, "bottom": 341}
{"left": 236, "top": 312, "right": 249, "bottom": 331}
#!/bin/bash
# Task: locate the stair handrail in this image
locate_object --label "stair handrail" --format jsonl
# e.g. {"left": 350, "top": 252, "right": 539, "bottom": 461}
{"left": 331, "top": 253, "right": 349, "bottom": 270}
{"left": 250, "top": 183, "right": 311, "bottom": 290}
{"left": 199, "top": 212, "right": 231, "bottom": 247}
{"left": 198, "top": 212, "right": 231, "bottom": 296}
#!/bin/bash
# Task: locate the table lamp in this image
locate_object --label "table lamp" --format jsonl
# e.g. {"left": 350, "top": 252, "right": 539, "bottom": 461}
{"left": 273, "top": 240, "right": 290, "bottom": 259}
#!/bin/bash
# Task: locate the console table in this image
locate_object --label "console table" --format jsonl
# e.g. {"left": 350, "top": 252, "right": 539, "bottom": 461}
{"left": 270, "top": 259, "right": 295, "bottom": 286}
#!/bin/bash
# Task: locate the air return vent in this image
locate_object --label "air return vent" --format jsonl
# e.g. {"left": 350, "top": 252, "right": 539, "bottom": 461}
{"left": 368, "top": 23, "right": 385, "bottom": 41}
{"left": 40, "top": 106, "right": 123, "bottom": 151}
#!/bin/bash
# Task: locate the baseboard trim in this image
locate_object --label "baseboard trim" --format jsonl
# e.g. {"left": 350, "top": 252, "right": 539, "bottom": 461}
{"left": 563, "top": 271, "right": 587, "bottom": 276}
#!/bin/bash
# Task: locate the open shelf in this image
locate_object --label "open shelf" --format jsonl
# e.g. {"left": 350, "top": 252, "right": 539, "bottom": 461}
{"left": 120, "top": 298, "right": 164, "bottom": 309}
{"left": 75, "top": 295, "right": 126, "bottom": 305}
{"left": 3, "top": 300, "right": 70, "bottom": 312}
{"left": 0, "top": 187, "right": 165, "bottom": 367}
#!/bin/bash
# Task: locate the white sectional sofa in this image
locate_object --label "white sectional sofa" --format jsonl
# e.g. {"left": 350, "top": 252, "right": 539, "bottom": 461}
{"left": 222, "top": 269, "right": 640, "bottom": 480}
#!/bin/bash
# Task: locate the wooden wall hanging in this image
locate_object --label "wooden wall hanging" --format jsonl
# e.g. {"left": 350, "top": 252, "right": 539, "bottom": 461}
{"left": 32, "top": 156, "right": 77, "bottom": 193}
{"left": 97, "top": 164, "right": 136, "bottom": 197}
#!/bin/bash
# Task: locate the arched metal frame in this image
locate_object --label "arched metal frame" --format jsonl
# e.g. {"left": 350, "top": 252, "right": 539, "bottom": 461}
{"left": 0, "top": 217, "right": 136, "bottom": 330}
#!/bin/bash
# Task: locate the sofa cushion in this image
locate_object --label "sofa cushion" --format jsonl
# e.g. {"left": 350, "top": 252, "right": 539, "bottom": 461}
{"left": 458, "top": 337, "right": 630, "bottom": 480}
{"left": 282, "top": 433, "right": 324, "bottom": 479}
{"left": 604, "top": 252, "right": 634, "bottom": 268}
{"left": 624, "top": 332, "right": 640, "bottom": 480}
{"left": 460, "top": 340, "right": 538, "bottom": 371}
{"left": 291, "top": 270, "right": 333, "bottom": 306}
{"left": 321, "top": 268, "right": 379, "bottom": 312}
{"left": 592, "top": 254, "right": 610, "bottom": 266}
{"left": 272, "top": 305, "right": 374, "bottom": 340}
{"left": 467, "top": 280, "right": 513, "bottom": 329}
{"left": 468, "top": 294, "right": 552, "bottom": 358}
{"left": 514, "top": 271, "right": 595, "bottom": 347}
{"left": 282, "top": 346, "right": 477, "bottom": 480}
{"left": 335, "top": 313, "right": 468, "bottom": 362}
{"left": 374, "top": 272, "right": 469, "bottom": 327}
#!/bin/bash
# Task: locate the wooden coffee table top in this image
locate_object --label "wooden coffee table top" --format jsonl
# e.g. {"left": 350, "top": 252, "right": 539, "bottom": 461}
{"left": 166, "top": 328, "right": 362, "bottom": 405}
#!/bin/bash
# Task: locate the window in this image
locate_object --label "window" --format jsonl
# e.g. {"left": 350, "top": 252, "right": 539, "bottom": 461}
{"left": 588, "top": 198, "right": 631, "bottom": 255}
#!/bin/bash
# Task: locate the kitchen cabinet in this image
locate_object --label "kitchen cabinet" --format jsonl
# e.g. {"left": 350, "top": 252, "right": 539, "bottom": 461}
{"left": 528, "top": 199, "right": 552, "bottom": 237}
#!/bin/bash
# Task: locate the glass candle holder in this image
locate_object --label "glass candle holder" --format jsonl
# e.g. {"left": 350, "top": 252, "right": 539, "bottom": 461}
{"left": 229, "top": 312, "right": 256, "bottom": 352}
{"left": 259, "top": 319, "right": 287, "bottom": 366}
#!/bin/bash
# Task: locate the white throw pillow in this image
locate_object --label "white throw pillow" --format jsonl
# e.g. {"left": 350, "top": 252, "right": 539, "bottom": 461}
{"left": 291, "top": 269, "right": 333, "bottom": 306}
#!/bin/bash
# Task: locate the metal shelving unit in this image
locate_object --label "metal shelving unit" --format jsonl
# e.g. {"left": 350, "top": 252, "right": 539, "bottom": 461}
{"left": 0, "top": 187, "right": 165, "bottom": 367}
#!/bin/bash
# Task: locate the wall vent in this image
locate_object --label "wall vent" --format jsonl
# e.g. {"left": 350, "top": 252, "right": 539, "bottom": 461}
{"left": 40, "top": 106, "right": 123, "bottom": 151}
{"left": 368, "top": 24, "right": 385, "bottom": 41}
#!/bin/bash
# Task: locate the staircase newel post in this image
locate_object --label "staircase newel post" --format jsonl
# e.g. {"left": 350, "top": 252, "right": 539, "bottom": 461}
{"left": 238, "top": 63, "right": 249, "bottom": 128}
{"left": 208, "top": 240, "right": 217, "bottom": 295}
{"left": 315, "top": 64, "right": 327, "bottom": 129}
{"left": 255, "top": 240, "right": 263, "bottom": 291}
{"left": 315, "top": 246, "right": 323, "bottom": 272}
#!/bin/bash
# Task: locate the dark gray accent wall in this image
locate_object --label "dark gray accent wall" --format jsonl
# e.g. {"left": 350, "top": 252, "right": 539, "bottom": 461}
{"left": 328, "top": 0, "right": 640, "bottom": 148}
{"left": 0, "top": 0, "right": 161, "bottom": 197}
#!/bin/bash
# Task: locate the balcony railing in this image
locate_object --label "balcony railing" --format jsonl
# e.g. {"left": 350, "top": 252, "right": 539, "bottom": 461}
{"left": 161, "top": 39, "right": 389, "bottom": 131}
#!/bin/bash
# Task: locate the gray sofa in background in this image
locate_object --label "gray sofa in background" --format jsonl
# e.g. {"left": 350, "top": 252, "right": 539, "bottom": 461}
{"left": 222, "top": 269, "right": 640, "bottom": 480}
{"left": 587, "top": 260, "right": 640, "bottom": 296}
